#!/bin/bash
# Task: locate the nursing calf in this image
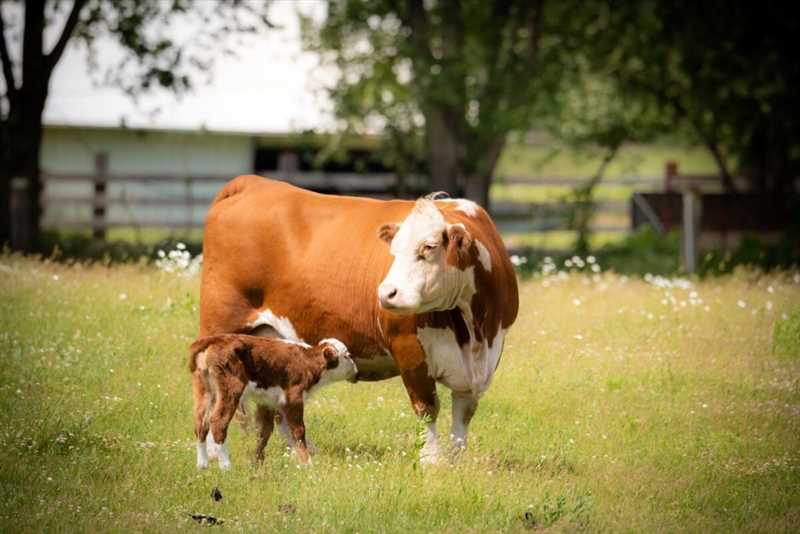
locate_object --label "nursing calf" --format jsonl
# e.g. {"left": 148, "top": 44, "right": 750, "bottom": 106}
{"left": 189, "top": 334, "right": 357, "bottom": 469}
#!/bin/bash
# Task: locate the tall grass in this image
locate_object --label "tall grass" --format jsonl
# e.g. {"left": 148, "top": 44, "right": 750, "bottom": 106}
{"left": 0, "top": 256, "right": 798, "bottom": 532}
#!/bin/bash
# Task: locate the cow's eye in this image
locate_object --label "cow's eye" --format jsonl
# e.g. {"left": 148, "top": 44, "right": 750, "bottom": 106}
{"left": 418, "top": 243, "right": 437, "bottom": 260}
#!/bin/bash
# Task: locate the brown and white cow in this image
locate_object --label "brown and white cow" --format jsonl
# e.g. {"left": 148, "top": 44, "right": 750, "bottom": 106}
{"left": 199, "top": 175, "right": 518, "bottom": 464}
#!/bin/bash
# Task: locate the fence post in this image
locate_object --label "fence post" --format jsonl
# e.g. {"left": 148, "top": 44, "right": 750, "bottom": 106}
{"left": 665, "top": 161, "right": 678, "bottom": 192}
{"left": 681, "top": 187, "right": 701, "bottom": 274}
{"left": 93, "top": 153, "right": 108, "bottom": 240}
{"left": 10, "top": 177, "right": 32, "bottom": 251}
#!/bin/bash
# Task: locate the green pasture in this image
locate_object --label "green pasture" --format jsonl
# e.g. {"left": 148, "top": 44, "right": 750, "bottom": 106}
{"left": 1, "top": 257, "right": 798, "bottom": 532}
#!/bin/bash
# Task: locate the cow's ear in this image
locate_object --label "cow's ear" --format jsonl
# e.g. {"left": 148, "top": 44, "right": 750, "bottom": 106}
{"left": 378, "top": 223, "right": 399, "bottom": 244}
{"left": 322, "top": 345, "right": 339, "bottom": 369}
{"left": 444, "top": 224, "right": 473, "bottom": 269}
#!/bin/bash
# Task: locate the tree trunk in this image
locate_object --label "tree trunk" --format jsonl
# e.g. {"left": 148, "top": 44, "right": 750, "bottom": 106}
{"left": 3, "top": 91, "right": 47, "bottom": 252}
{"left": 425, "top": 106, "right": 461, "bottom": 196}
{"left": 705, "top": 138, "right": 737, "bottom": 193}
{"left": 461, "top": 132, "right": 506, "bottom": 210}
{"left": 0, "top": 127, "right": 10, "bottom": 248}
{"left": 463, "top": 174, "right": 491, "bottom": 210}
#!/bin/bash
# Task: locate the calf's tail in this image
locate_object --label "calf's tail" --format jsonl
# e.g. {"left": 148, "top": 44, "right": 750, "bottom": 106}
{"left": 188, "top": 336, "right": 223, "bottom": 372}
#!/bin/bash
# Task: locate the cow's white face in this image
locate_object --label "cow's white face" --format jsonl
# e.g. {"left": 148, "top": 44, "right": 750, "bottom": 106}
{"left": 377, "top": 200, "right": 475, "bottom": 314}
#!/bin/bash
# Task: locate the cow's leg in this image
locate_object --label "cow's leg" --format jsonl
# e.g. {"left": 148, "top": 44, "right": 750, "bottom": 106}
{"left": 400, "top": 364, "right": 441, "bottom": 465}
{"left": 392, "top": 334, "right": 441, "bottom": 464}
{"left": 450, "top": 390, "right": 479, "bottom": 454}
{"left": 192, "top": 372, "right": 211, "bottom": 470}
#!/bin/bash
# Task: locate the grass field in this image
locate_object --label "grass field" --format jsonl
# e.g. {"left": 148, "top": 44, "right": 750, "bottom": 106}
{"left": 1, "top": 255, "right": 799, "bottom": 532}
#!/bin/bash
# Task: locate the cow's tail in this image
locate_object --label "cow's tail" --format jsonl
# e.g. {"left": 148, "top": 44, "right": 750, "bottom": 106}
{"left": 211, "top": 174, "right": 263, "bottom": 205}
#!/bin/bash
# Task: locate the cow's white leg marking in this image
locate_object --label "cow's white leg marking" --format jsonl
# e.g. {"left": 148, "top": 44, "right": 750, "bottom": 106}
{"left": 419, "top": 418, "right": 441, "bottom": 465}
{"left": 451, "top": 391, "right": 479, "bottom": 452}
{"left": 196, "top": 441, "right": 209, "bottom": 470}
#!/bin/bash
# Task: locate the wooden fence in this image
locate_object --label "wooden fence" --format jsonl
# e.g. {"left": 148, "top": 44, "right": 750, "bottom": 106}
{"left": 40, "top": 169, "right": 632, "bottom": 238}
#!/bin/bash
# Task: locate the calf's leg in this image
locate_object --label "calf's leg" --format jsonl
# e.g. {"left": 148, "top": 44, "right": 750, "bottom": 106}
{"left": 208, "top": 373, "right": 246, "bottom": 470}
{"left": 192, "top": 372, "right": 211, "bottom": 469}
{"left": 282, "top": 400, "right": 310, "bottom": 464}
{"left": 253, "top": 404, "right": 275, "bottom": 464}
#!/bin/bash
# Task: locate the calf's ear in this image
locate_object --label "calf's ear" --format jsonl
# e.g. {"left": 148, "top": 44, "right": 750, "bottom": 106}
{"left": 444, "top": 224, "right": 474, "bottom": 269}
{"left": 322, "top": 345, "right": 339, "bottom": 369}
{"left": 378, "top": 223, "right": 399, "bottom": 244}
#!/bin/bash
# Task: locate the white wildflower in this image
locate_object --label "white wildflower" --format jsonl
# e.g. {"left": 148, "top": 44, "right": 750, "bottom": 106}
{"left": 510, "top": 255, "right": 528, "bottom": 267}
{"left": 737, "top": 300, "right": 747, "bottom": 308}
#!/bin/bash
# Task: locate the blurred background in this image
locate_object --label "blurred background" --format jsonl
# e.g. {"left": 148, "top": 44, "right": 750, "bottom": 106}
{"left": 1, "top": 0, "right": 798, "bottom": 275}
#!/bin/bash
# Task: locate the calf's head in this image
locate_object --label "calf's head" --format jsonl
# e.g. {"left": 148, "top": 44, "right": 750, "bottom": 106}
{"left": 377, "top": 199, "right": 475, "bottom": 314}
{"left": 317, "top": 338, "right": 358, "bottom": 384}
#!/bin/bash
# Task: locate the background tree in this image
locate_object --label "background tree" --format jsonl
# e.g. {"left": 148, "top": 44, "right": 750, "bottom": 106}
{"left": 304, "top": 0, "right": 545, "bottom": 208}
{"left": 578, "top": 0, "right": 800, "bottom": 193}
{"left": 529, "top": 1, "right": 669, "bottom": 254}
{"left": 0, "top": 0, "right": 273, "bottom": 251}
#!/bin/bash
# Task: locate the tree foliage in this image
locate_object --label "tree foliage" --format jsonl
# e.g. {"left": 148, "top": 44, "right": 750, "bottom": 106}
{"left": 303, "top": 0, "right": 545, "bottom": 208}
{"left": 0, "top": 0, "right": 273, "bottom": 250}
{"left": 571, "top": 0, "right": 800, "bottom": 193}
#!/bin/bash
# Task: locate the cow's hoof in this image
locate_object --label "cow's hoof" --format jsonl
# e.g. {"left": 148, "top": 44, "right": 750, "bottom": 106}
{"left": 419, "top": 446, "right": 441, "bottom": 466}
{"left": 197, "top": 460, "right": 209, "bottom": 470}
{"left": 218, "top": 459, "right": 232, "bottom": 470}
{"left": 449, "top": 438, "right": 467, "bottom": 460}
